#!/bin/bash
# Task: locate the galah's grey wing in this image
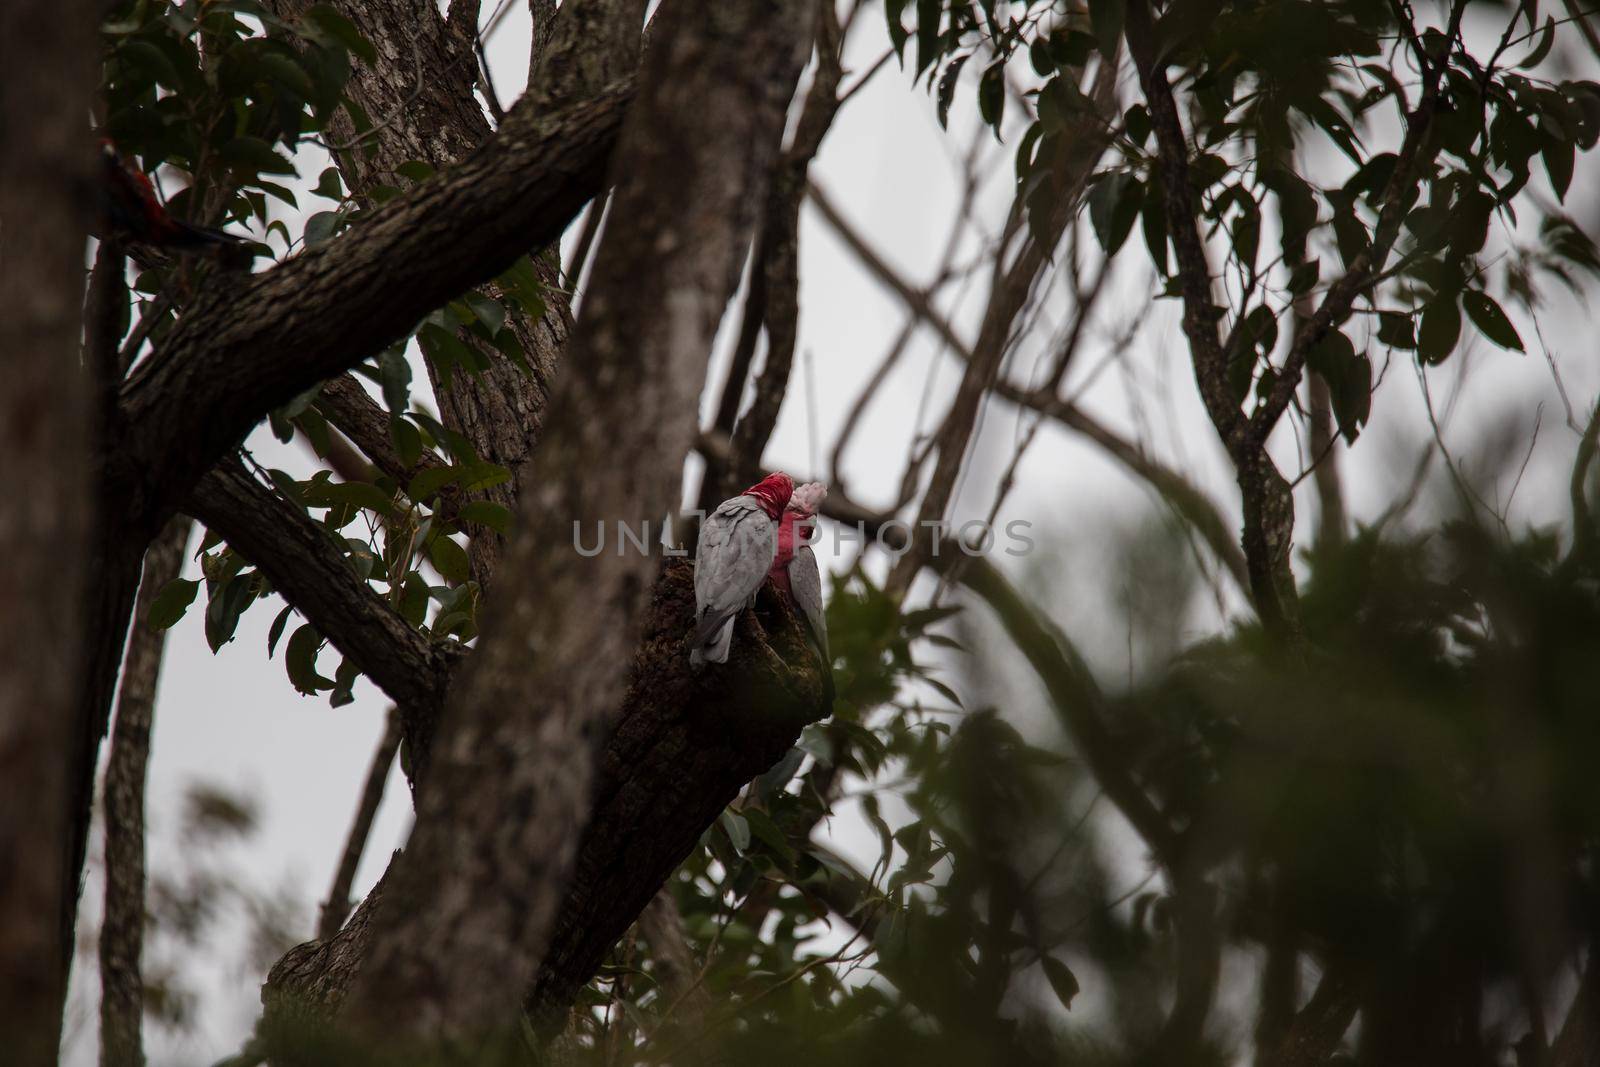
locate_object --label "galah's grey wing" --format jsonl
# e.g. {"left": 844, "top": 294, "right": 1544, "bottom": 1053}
{"left": 788, "top": 542, "right": 828, "bottom": 664}
{"left": 691, "top": 497, "right": 778, "bottom": 652}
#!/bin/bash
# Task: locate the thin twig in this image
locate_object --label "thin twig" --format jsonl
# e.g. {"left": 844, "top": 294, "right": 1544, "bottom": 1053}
{"left": 317, "top": 707, "right": 402, "bottom": 940}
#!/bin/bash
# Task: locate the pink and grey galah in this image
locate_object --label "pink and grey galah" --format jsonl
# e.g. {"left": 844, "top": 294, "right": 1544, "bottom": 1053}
{"left": 689, "top": 472, "right": 795, "bottom": 666}
{"left": 769, "top": 482, "right": 829, "bottom": 673}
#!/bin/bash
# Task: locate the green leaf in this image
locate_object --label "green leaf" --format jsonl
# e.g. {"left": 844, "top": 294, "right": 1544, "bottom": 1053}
{"left": 395, "top": 160, "right": 435, "bottom": 183}
{"left": 330, "top": 656, "right": 360, "bottom": 707}
{"left": 1042, "top": 956, "right": 1080, "bottom": 1010}
{"left": 720, "top": 809, "right": 751, "bottom": 852}
{"left": 1517, "top": 16, "right": 1556, "bottom": 68}
{"left": 463, "top": 292, "right": 506, "bottom": 336}
{"left": 379, "top": 345, "right": 411, "bottom": 413}
{"left": 266, "top": 604, "right": 294, "bottom": 658}
{"left": 1461, "top": 290, "right": 1524, "bottom": 351}
{"left": 409, "top": 465, "right": 460, "bottom": 503}
{"left": 1089, "top": 173, "right": 1142, "bottom": 256}
{"left": 399, "top": 572, "right": 430, "bottom": 628}
{"left": 313, "top": 166, "right": 344, "bottom": 200}
{"left": 146, "top": 578, "right": 200, "bottom": 631}
{"left": 391, "top": 415, "right": 424, "bottom": 470}
{"left": 1376, "top": 310, "right": 1417, "bottom": 350}
{"left": 429, "top": 535, "right": 471, "bottom": 584}
{"left": 306, "top": 479, "right": 394, "bottom": 516}
{"left": 118, "top": 38, "right": 183, "bottom": 89}
{"left": 914, "top": 0, "right": 940, "bottom": 78}
{"left": 1332, "top": 353, "right": 1373, "bottom": 443}
{"left": 1141, "top": 190, "right": 1169, "bottom": 276}
{"left": 935, "top": 54, "right": 970, "bottom": 129}
{"left": 978, "top": 61, "right": 1006, "bottom": 136}
{"left": 219, "top": 136, "right": 296, "bottom": 176}
{"left": 1418, "top": 297, "right": 1461, "bottom": 364}
{"left": 285, "top": 623, "right": 335, "bottom": 694}
{"left": 1287, "top": 258, "right": 1320, "bottom": 295}
{"left": 1540, "top": 120, "right": 1575, "bottom": 201}
{"left": 304, "top": 210, "right": 341, "bottom": 247}
{"left": 458, "top": 500, "right": 512, "bottom": 534}
{"left": 204, "top": 576, "right": 255, "bottom": 652}
{"left": 459, "top": 461, "right": 512, "bottom": 493}
{"left": 258, "top": 49, "right": 315, "bottom": 100}
{"left": 743, "top": 808, "right": 796, "bottom": 866}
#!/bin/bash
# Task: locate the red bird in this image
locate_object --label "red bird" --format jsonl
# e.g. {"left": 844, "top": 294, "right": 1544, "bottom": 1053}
{"left": 98, "top": 140, "right": 248, "bottom": 251}
{"left": 690, "top": 472, "right": 795, "bottom": 666}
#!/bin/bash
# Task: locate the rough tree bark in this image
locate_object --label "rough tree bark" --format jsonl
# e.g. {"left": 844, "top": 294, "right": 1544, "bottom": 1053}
{"left": 100, "top": 518, "right": 192, "bottom": 1067}
{"left": 65, "top": 79, "right": 634, "bottom": 991}
{"left": 266, "top": 0, "right": 644, "bottom": 589}
{"left": 0, "top": 1, "right": 98, "bottom": 1061}
{"left": 262, "top": 563, "right": 829, "bottom": 1047}
{"left": 324, "top": 0, "right": 812, "bottom": 1052}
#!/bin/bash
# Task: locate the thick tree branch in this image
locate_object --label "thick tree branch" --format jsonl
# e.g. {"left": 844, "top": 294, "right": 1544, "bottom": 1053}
{"left": 268, "top": 0, "right": 646, "bottom": 589}
{"left": 1124, "top": 0, "right": 1305, "bottom": 635}
{"left": 1122, "top": 5, "right": 1242, "bottom": 451}
{"left": 115, "top": 82, "right": 633, "bottom": 533}
{"left": 333, "top": 0, "right": 812, "bottom": 1049}
{"left": 100, "top": 517, "right": 191, "bottom": 1067}
{"left": 184, "top": 460, "right": 457, "bottom": 767}
{"left": 262, "top": 561, "right": 830, "bottom": 1043}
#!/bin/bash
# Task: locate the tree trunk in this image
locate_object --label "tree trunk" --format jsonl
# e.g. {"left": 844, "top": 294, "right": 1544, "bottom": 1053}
{"left": 262, "top": 562, "right": 829, "bottom": 1051}
{"left": 0, "top": 0, "right": 99, "bottom": 1060}
{"left": 330, "top": 0, "right": 812, "bottom": 1052}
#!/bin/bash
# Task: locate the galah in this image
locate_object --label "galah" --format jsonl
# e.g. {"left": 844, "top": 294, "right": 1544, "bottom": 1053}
{"left": 690, "top": 471, "right": 795, "bottom": 666}
{"left": 98, "top": 140, "right": 248, "bottom": 251}
{"left": 769, "top": 482, "right": 830, "bottom": 675}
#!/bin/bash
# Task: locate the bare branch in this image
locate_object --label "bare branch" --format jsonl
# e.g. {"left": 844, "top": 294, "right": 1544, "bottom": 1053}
{"left": 99, "top": 517, "right": 190, "bottom": 1067}
{"left": 723, "top": 0, "right": 846, "bottom": 491}
{"left": 886, "top": 56, "right": 1118, "bottom": 595}
{"left": 318, "top": 708, "right": 402, "bottom": 941}
{"left": 807, "top": 178, "right": 971, "bottom": 358}
{"left": 993, "top": 382, "right": 1251, "bottom": 597}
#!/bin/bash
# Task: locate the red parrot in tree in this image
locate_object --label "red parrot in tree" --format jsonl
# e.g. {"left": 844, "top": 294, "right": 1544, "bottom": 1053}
{"left": 690, "top": 471, "right": 795, "bottom": 666}
{"left": 98, "top": 139, "right": 249, "bottom": 252}
{"left": 769, "top": 482, "right": 829, "bottom": 678}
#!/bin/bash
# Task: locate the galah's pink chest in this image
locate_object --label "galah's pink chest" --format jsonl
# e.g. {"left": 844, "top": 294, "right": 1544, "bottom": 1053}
{"left": 769, "top": 513, "right": 802, "bottom": 593}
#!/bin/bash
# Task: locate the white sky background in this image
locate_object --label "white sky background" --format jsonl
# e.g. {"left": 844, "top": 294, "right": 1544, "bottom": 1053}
{"left": 61, "top": 2, "right": 1600, "bottom": 1063}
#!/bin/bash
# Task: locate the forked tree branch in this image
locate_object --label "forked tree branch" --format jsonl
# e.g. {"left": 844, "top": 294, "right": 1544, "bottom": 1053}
{"left": 330, "top": 0, "right": 813, "bottom": 1048}
{"left": 114, "top": 82, "right": 634, "bottom": 533}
